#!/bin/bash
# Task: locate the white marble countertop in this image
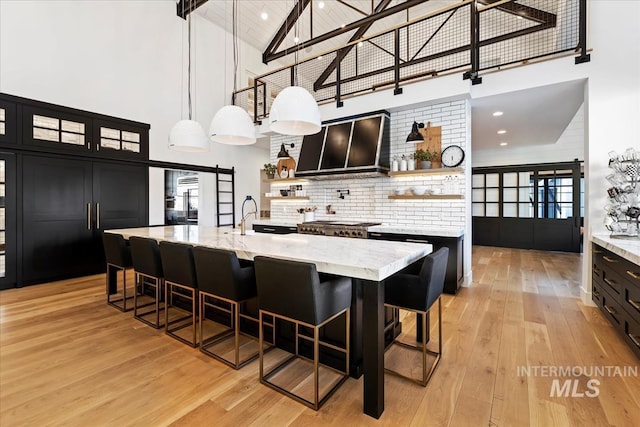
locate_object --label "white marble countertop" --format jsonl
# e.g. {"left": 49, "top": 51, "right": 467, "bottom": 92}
{"left": 591, "top": 233, "right": 640, "bottom": 266}
{"left": 368, "top": 225, "right": 464, "bottom": 238}
{"left": 107, "top": 225, "right": 431, "bottom": 282}
{"left": 254, "top": 219, "right": 464, "bottom": 238}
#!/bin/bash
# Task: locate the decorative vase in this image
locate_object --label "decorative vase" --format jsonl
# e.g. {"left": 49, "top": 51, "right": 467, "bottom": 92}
{"left": 267, "top": 173, "right": 275, "bottom": 179}
{"left": 408, "top": 159, "right": 415, "bottom": 171}
{"left": 288, "top": 169, "right": 295, "bottom": 178}
{"left": 400, "top": 158, "right": 408, "bottom": 171}
{"left": 280, "top": 168, "right": 289, "bottom": 179}
{"left": 391, "top": 159, "right": 399, "bottom": 172}
{"left": 420, "top": 160, "right": 431, "bottom": 169}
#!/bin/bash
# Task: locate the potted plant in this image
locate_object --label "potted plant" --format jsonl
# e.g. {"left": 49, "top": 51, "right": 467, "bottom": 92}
{"left": 415, "top": 148, "right": 437, "bottom": 169}
{"left": 264, "top": 163, "right": 277, "bottom": 179}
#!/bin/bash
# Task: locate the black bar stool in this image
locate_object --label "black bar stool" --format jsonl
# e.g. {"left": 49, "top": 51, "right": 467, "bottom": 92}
{"left": 384, "top": 247, "right": 448, "bottom": 386}
{"left": 159, "top": 241, "right": 198, "bottom": 347}
{"left": 193, "top": 247, "right": 263, "bottom": 369}
{"left": 102, "top": 233, "right": 133, "bottom": 312}
{"left": 254, "top": 256, "right": 351, "bottom": 410}
{"left": 129, "top": 236, "right": 164, "bottom": 329}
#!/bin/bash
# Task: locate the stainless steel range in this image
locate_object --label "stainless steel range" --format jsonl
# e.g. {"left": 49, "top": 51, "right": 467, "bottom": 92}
{"left": 297, "top": 220, "right": 381, "bottom": 239}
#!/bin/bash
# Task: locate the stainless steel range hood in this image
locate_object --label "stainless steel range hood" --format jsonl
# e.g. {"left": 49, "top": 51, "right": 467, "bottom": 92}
{"left": 295, "top": 111, "right": 390, "bottom": 178}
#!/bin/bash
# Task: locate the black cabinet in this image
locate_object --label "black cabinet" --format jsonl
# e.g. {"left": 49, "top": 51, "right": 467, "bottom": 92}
{"left": 592, "top": 243, "right": 640, "bottom": 359}
{"left": 368, "top": 232, "right": 464, "bottom": 295}
{"left": 21, "top": 154, "right": 148, "bottom": 285}
{"left": 253, "top": 224, "right": 298, "bottom": 234}
{"left": 0, "top": 152, "right": 17, "bottom": 289}
{"left": 0, "top": 99, "right": 17, "bottom": 145}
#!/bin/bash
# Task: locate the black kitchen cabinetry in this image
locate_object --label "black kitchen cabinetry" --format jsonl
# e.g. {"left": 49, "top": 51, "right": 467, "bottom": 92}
{"left": 22, "top": 154, "right": 147, "bottom": 285}
{"left": 592, "top": 243, "right": 640, "bottom": 359}
{"left": 368, "top": 232, "right": 464, "bottom": 295}
{"left": 253, "top": 224, "right": 298, "bottom": 234}
{"left": 0, "top": 93, "right": 150, "bottom": 288}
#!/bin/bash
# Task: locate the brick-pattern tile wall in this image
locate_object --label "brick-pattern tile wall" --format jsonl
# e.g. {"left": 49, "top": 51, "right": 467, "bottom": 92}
{"left": 268, "top": 100, "right": 468, "bottom": 228}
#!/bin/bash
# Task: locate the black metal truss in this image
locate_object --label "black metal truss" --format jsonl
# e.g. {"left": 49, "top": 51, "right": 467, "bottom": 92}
{"left": 477, "top": 0, "right": 556, "bottom": 26}
{"left": 176, "top": 0, "right": 209, "bottom": 19}
{"left": 263, "top": 0, "right": 426, "bottom": 64}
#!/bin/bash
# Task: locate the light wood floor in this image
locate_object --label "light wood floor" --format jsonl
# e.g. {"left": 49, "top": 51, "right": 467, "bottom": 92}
{"left": 1, "top": 246, "right": 639, "bottom": 426}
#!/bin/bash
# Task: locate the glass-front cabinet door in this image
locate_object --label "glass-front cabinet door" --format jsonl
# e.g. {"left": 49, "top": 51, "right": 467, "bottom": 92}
{"left": 0, "top": 99, "right": 17, "bottom": 145}
{"left": 93, "top": 119, "right": 148, "bottom": 160}
{"left": 0, "top": 152, "right": 16, "bottom": 289}
{"left": 22, "top": 105, "right": 92, "bottom": 154}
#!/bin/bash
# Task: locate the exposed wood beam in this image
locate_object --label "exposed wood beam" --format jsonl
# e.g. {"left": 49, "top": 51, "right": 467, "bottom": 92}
{"left": 477, "top": 0, "right": 556, "bottom": 25}
{"left": 263, "top": 0, "right": 425, "bottom": 64}
{"left": 176, "top": 0, "right": 209, "bottom": 19}
{"left": 262, "top": 0, "right": 312, "bottom": 64}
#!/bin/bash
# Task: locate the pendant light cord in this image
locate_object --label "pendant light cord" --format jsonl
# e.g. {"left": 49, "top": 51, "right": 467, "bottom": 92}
{"left": 187, "top": 0, "right": 193, "bottom": 120}
{"left": 294, "top": 0, "right": 300, "bottom": 86}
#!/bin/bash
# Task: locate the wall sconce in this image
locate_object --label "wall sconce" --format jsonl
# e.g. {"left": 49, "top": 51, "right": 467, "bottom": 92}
{"left": 406, "top": 121, "right": 424, "bottom": 143}
{"left": 277, "top": 143, "right": 295, "bottom": 158}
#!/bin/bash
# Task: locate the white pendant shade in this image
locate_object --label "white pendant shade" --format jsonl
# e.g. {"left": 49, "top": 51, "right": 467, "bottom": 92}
{"left": 168, "top": 119, "right": 210, "bottom": 152}
{"left": 209, "top": 105, "right": 256, "bottom": 145}
{"left": 269, "top": 86, "right": 321, "bottom": 136}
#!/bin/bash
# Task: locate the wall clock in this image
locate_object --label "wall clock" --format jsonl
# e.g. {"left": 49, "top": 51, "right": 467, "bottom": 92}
{"left": 441, "top": 145, "right": 465, "bottom": 167}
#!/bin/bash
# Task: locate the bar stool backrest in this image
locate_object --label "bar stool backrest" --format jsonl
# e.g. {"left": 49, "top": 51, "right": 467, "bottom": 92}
{"left": 102, "top": 233, "right": 132, "bottom": 267}
{"left": 159, "top": 241, "right": 197, "bottom": 288}
{"left": 129, "top": 236, "right": 163, "bottom": 278}
{"left": 254, "top": 256, "right": 322, "bottom": 325}
{"left": 193, "top": 247, "right": 255, "bottom": 301}
{"left": 419, "top": 247, "right": 449, "bottom": 310}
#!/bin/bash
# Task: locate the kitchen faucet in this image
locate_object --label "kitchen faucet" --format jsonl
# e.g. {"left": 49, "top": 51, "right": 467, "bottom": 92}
{"left": 240, "top": 195, "right": 257, "bottom": 236}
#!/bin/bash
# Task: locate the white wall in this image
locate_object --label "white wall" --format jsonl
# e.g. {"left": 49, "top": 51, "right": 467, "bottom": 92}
{"left": 0, "top": 0, "right": 269, "bottom": 225}
{"left": 472, "top": 102, "right": 585, "bottom": 167}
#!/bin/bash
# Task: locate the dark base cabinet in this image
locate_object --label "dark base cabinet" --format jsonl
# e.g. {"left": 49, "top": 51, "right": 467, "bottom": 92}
{"left": 368, "top": 232, "right": 464, "bottom": 295}
{"left": 253, "top": 224, "right": 298, "bottom": 234}
{"left": 592, "top": 243, "right": 640, "bottom": 359}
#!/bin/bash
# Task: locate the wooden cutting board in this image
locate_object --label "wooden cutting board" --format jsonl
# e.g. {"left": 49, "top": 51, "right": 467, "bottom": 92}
{"left": 417, "top": 122, "right": 442, "bottom": 168}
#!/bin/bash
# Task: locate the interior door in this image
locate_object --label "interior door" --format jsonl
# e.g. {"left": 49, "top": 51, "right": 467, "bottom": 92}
{"left": 22, "top": 155, "right": 95, "bottom": 284}
{"left": 0, "top": 152, "right": 17, "bottom": 289}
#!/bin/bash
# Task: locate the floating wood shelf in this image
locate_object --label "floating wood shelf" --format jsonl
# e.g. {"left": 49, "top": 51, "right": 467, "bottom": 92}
{"left": 262, "top": 178, "right": 308, "bottom": 183}
{"left": 265, "top": 196, "right": 310, "bottom": 200}
{"left": 388, "top": 194, "right": 463, "bottom": 200}
{"left": 387, "top": 167, "right": 463, "bottom": 177}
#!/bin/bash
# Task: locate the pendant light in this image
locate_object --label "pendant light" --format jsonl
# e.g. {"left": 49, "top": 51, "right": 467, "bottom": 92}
{"left": 209, "top": 0, "right": 256, "bottom": 145}
{"left": 269, "top": 1, "right": 321, "bottom": 136}
{"left": 169, "top": 0, "right": 209, "bottom": 152}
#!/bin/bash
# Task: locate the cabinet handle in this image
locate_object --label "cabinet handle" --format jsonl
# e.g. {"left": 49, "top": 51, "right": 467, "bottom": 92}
{"left": 87, "top": 203, "right": 91, "bottom": 230}
{"left": 87, "top": 141, "right": 91, "bottom": 150}
{"left": 370, "top": 233, "right": 382, "bottom": 237}
{"left": 603, "top": 256, "right": 618, "bottom": 263}
{"left": 628, "top": 299, "right": 640, "bottom": 312}
{"left": 592, "top": 289, "right": 600, "bottom": 297}
{"left": 96, "top": 203, "right": 100, "bottom": 229}
{"left": 603, "top": 277, "right": 619, "bottom": 291}
{"left": 96, "top": 142, "right": 99, "bottom": 151}
{"left": 629, "top": 334, "right": 640, "bottom": 348}
{"left": 593, "top": 267, "right": 601, "bottom": 275}
{"left": 626, "top": 270, "right": 640, "bottom": 280}
{"left": 263, "top": 227, "right": 276, "bottom": 232}
{"left": 593, "top": 249, "right": 603, "bottom": 254}
{"left": 604, "top": 304, "right": 617, "bottom": 316}
{"left": 406, "top": 238, "right": 431, "bottom": 244}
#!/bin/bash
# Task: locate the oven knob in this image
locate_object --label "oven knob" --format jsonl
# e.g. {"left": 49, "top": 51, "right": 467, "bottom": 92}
{"left": 352, "top": 231, "right": 358, "bottom": 236}
{"left": 334, "top": 231, "right": 339, "bottom": 236}
{"left": 357, "top": 231, "right": 363, "bottom": 236}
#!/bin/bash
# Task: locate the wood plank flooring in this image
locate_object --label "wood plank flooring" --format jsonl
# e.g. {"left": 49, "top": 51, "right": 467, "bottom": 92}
{"left": 1, "top": 246, "right": 639, "bottom": 426}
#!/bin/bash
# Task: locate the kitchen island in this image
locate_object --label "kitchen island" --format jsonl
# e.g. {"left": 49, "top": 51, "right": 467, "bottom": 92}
{"left": 106, "top": 225, "right": 432, "bottom": 418}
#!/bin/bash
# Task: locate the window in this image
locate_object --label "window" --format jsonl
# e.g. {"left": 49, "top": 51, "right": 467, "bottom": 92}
{"left": 0, "top": 108, "right": 5, "bottom": 136}
{"left": 33, "top": 114, "right": 85, "bottom": 146}
{"left": 99, "top": 127, "right": 141, "bottom": 153}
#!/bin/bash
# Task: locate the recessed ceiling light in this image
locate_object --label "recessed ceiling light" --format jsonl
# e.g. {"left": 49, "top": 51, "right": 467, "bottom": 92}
{"left": 492, "top": 111, "right": 503, "bottom": 117}
{"left": 341, "top": 24, "right": 346, "bottom": 29}
{"left": 260, "top": 11, "right": 268, "bottom": 20}
{"left": 500, "top": 142, "right": 508, "bottom": 146}
{"left": 318, "top": 1, "right": 325, "bottom": 9}
{"left": 294, "top": 36, "right": 300, "bottom": 44}
{"left": 317, "top": 55, "right": 323, "bottom": 60}
{"left": 358, "top": 41, "right": 364, "bottom": 47}
{"left": 517, "top": 16, "right": 523, "bottom": 20}
{"left": 497, "top": 129, "right": 507, "bottom": 134}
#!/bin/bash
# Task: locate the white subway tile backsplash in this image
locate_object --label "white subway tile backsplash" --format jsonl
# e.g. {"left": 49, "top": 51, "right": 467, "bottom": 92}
{"left": 269, "top": 100, "right": 469, "bottom": 227}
